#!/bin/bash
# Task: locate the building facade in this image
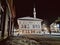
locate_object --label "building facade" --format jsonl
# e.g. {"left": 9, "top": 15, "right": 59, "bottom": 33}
{"left": 13, "top": 6, "right": 50, "bottom": 36}
{"left": 16, "top": 17, "right": 43, "bottom": 35}
{"left": 50, "top": 17, "right": 60, "bottom": 33}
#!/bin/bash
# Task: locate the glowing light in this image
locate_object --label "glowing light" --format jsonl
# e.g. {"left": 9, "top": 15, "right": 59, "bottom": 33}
{"left": 44, "top": 27, "right": 47, "bottom": 30}
{"left": 54, "top": 25, "right": 57, "bottom": 27}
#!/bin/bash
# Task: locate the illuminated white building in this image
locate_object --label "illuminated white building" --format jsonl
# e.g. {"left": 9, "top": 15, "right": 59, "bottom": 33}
{"left": 14, "top": 7, "right": 44, "bottom": 35}
{"left": 17, "top": 16, "right": 43, "bottom": 35}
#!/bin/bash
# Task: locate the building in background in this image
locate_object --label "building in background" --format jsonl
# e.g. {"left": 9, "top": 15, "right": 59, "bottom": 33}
{"left": 14, "top": 7, "right": 44, "bottom": 35}
{"left": 50, "top": 17, "right": 60, "bottom": 33}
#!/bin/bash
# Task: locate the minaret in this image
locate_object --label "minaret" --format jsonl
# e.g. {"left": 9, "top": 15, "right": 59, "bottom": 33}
{"left": 33, "top": 4, "right": 36, "bottom": 18}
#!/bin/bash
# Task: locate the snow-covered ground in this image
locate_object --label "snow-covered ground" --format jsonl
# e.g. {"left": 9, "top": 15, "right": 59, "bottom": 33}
{"left": 51, "top": 33, "right": 60, "bottom": 35}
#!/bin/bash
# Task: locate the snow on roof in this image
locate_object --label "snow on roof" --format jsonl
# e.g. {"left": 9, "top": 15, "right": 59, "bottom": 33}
{"left": 17, "top": 16, "right": 43, "bottom": 21}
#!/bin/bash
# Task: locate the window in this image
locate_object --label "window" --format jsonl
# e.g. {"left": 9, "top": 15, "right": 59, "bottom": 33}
{"left": 33, "top": 25, "right": 40, "bottom": 28}
{"left": 26, "top": 24, "right": 29, "bottom": 28}
{"left": 21, "top": 24, "right": 29, "bottom": 28}
{"left": 36, "top": 25, "right": 40, "bottom": 28}
{"left": 57, "top": 24, "right": 59, "bottom": 28}
{"left": 56, "top": 24, "right": 60, "bottom": 31}
{"left": 33, "top": 25, "right": 35, "bottom": 28}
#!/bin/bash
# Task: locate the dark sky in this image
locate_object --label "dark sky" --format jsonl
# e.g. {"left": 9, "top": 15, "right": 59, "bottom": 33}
{"left": 14, "top": 0, "right": 60, "bottom": 24}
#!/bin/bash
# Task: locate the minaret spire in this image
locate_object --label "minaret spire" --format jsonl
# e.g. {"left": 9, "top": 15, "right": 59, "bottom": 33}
{"left": 33, "top": 3, "right": 36, "bottom": 18}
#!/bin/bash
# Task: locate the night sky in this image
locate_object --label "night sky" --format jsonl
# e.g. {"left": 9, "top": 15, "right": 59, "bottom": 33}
{"left": 14, "top": 0, "right": 60, "bottom": 24}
